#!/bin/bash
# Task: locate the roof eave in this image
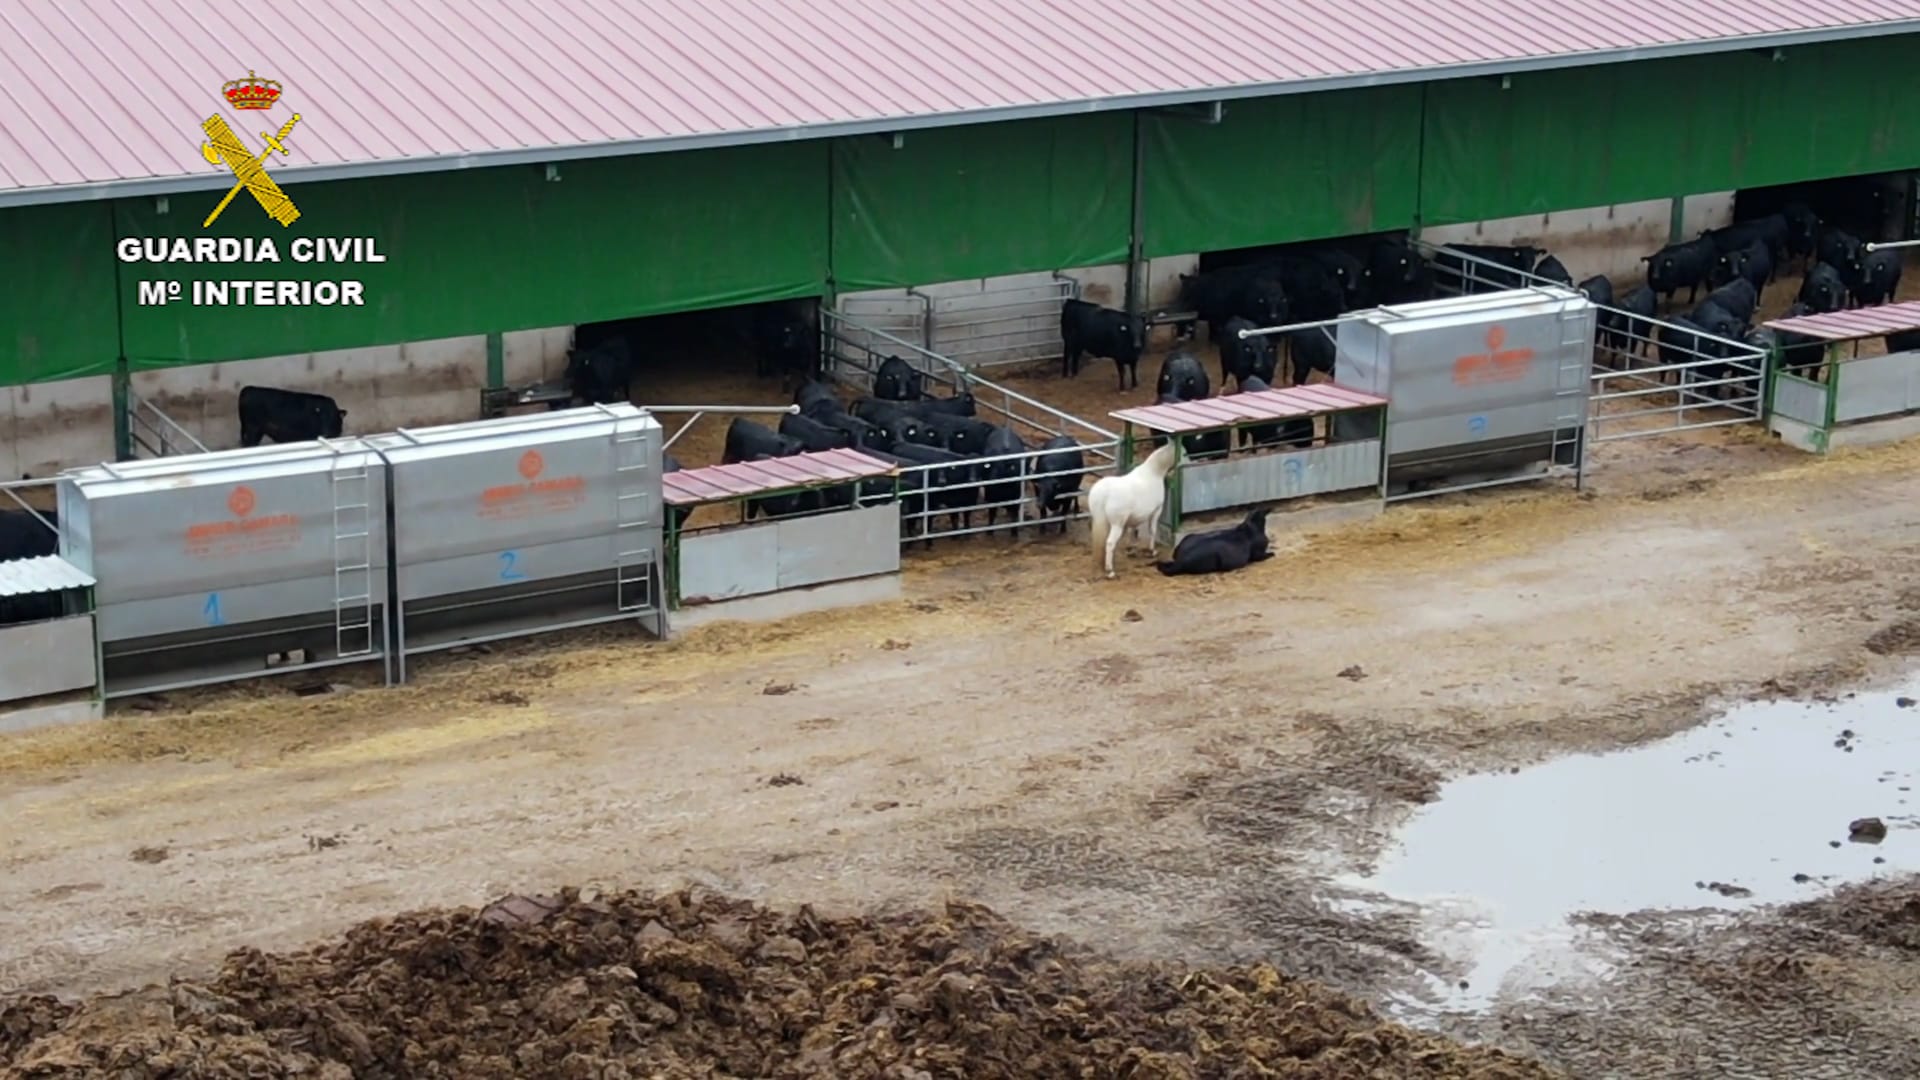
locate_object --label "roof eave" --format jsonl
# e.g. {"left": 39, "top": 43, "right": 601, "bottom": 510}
{"left": 3, "top": 21, "right": 1916, "bottom": 211}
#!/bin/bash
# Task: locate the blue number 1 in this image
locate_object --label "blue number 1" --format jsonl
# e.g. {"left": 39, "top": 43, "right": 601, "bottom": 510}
{"left": 203, "top": 592, "right": 224, "bottom": 626}
{"left": 498, "top": 551, "right": 526, "bottom": 581}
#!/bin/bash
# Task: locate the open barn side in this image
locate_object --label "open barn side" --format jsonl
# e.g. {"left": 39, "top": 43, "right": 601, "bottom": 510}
{"left": 821, "top": 311, "right": 1119, "bottom": 546}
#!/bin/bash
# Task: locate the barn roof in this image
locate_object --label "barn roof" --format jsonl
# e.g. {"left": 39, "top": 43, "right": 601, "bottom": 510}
{"left": 1764, "top": 300, "right": 1920, "bottom": 341}
{"left": 1112, "top": 384, "right": 1387, "bottom": 435}
{"left": 663, "top": 448, "right": 896, "bottom": 506}
{"left": 4, "top": 0, "right": 1919, "bottom": 207}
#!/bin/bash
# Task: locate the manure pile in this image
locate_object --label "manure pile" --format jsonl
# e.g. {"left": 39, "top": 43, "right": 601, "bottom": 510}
{"left": 3, "top": 888, "right": 1558, "bottom": 1079}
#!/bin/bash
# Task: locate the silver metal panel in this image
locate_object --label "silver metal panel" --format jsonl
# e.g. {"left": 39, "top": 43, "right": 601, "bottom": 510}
{"left": 1337, "top": 289, "right": 1594, "bottom": 456}
{"left": 0, "top": 615, "right": 97, "bottom": 702}
{"left": 374, "top": 405, "right": 663, "bottom": 601}
{"left": 775, "top": 503, "right": 900, "bottom": 589}
{"left": 1180, "top": 440, "right": 1383, "bottom": 514}
{"left": 0, "top": 555, "right": 94, "bottom": 597}
{"left": 1835, "top": 352, "right": 1920, "bottom": 424}
{"left": 59, "top": 442, "right": 389, "bottom": 639}
{"left": 679, "top": 525, "right": 780, "bottom": 603}
{"left": 1771, "top": 373, "right": 1832, "bottom": 427}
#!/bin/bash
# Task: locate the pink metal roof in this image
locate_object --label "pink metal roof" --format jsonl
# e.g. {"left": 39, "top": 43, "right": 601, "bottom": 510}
{"left": 664, "top": 448, "right": 895, "bottom": 505}
{"left": 1111, "top": 383, "right": 1387, "bottom": 435}
{"left": 1765, "top": 301, "right": 1920, "bottom": 341}
{"left": 4, "top": 0, "right": 1920, "bottom": 203}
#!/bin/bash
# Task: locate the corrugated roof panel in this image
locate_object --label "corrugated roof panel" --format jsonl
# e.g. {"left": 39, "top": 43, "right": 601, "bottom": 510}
{"left": 2, "top": 0, "right": 1918, "bottom": 200}
{"left": 1111, "top": 384, "right": 1387, "bottom": 435}
{"left": 663, "top": 448, "right": 896, "bottom": 505}
{"left": 1766, "top": 301, "right": 1920, "bottom": 340}
{"left": 0, "top": 555, "right": 95, "bottom": 598}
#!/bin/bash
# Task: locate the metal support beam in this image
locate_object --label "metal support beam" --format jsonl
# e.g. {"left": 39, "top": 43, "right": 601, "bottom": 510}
{"left": 1668, "top": 196, "right": 1687, "bottom": 244}
{"left": 1125, "top": 111, "right": 1147, "bottom": 350}
{"left": 110, "top": 358, "right": 131, "bottom": 462}
{"left": 1864, "top": 239, "right": 1920, "bottom": 252}
{"left": 485, "top": 331, "right": 504, "bottom": 389}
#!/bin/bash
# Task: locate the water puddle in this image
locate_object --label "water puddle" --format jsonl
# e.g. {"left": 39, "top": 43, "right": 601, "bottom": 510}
{"left": 1342, "top": 685, "right": 1920, "bottom": 1012}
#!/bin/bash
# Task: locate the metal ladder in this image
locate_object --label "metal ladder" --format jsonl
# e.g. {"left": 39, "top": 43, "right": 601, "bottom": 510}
{"left": 610, "top": 417, "right": 655, "bottom": 613}
{"left": 1554, "top": 305, "right": 1593, "bottom": 475}
{"left": 329, "top": 451, "right": 376, "bottom": 657}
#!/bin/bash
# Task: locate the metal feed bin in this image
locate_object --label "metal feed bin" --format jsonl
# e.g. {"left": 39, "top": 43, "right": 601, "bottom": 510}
{"left": 1333, "top": 287, "right": 1594, "bottom": 499}
{"left": 0, "top": 554, "right": 104, "bottom": 729}
{"left": 60, "top": 439, "right": 393, "bottom": 698}
{"left": 1764, "top": 302, "right": 1920, "bottom": 454}
{"left": 369, "top": 403, "right": 667, "bottom": 679}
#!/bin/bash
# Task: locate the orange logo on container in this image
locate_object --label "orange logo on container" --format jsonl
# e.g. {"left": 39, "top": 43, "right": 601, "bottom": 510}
{"left": 1452, "top": 325, "right": 1536, "bottom": 386}
{"left": 482, "top": 449, "right": 584, "bottom": 520}
{"left": 227, "top": 485, "right": 257, "bottom": 517}
{"left": 186, "top": 484, "right": 299, "bottom": 558}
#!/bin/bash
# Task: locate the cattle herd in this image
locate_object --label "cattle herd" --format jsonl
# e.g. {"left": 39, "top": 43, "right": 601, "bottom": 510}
{"left": 709, "top": 358, "right": 1089, "bottom": 545}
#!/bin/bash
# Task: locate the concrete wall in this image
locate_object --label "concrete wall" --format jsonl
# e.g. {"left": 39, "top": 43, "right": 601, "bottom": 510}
{"left": 1421, "top": 193, "right": 1738, "bottom": 286}
{"left": 1, "top": 328, "right": 573, "bottom": 478}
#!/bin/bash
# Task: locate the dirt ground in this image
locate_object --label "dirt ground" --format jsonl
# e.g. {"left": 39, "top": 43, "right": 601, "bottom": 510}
{"left": 4, "top": 405, "right": 1920, "bottom": 1075}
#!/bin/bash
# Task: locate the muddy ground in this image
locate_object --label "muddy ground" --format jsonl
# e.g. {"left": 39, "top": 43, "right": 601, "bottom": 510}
{"left": 6, "top": 362, "right": 1920, "bottom": 1074}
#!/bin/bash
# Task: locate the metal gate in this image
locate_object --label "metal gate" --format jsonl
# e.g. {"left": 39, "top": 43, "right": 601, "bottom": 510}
{"left": 1419, "top": 242, "right": 1768, "bottom": 444}
{"left": 835, "top": 293, "right": 931, "bottom": 353}
{"left": 126, "top": 393, "right": 208, "bottom": 458}
{"left": 924, "top": 273, "right": 1079, "bottom": 369}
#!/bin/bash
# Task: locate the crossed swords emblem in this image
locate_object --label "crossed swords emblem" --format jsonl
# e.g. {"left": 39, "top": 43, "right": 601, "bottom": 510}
{"left": 199, "top": 112, "right": 303, "bottom": 228}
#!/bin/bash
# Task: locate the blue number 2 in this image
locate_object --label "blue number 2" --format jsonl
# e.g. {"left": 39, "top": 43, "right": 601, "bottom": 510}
{"left": 498, "top": 551, "right": 526, "bottom": 581}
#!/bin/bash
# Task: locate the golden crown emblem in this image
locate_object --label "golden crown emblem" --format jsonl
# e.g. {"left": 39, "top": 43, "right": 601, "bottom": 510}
{"left": 223, "top": 70, "right": 282, "bottom": 110}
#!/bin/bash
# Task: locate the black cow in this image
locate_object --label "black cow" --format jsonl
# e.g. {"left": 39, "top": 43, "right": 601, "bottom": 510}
{"left": 1533, "top": 254, "right": 1574, "bottom": 288}
{"left": 1746, "top": 306, "right": 1823, "bottom": 376}
{"left": 722, "top": 418, "right": 803, "bottom": 466}
{"left": 817, "top": 410, "right": 888, "bottom": 452}
{"left": 1028, "top": 435, "right": 1086, "bottom": 535}
{"left": 751, "top": 305, "right": 816, "bottom": 382}
{"left": 851, "top": 398, "right": 924, "bottom": 446}
{"left": 1816, "top": 228, "right": 1865, "bottom": 286}
{"left": 1060, "top": 298, "right": 1143, "bottom": 390}
{"left": 1218, "top": 316, "right": 1278, "bottom": 389}
{"left": 903, "top": 391, "right": 978, "bottom": 419}
{"left": 1887, "top": 328, "right": 1920, "bottom": 354}
{"left": 977, "top": 425, "right": 1029, "bottom": 533}
{"left": 1737, "top": 239, "right": 1774, "bottom": 293}
{"left": 857, "top": 450, "right": 930, "bottom": 542}
{"left": 1852, "top": 249, "right": 1904, "bottom": 309}
{"left": 741, "top": 454, "right": 822, "bottom": 521}
{"left": 1782, "top": 202, "right": 1820, "bottom": 267}
{"left": 1436, "top": 243, "right": 1541, "bottom": 293}
{"left": 1368, "top": 236, "right": 1430, "bottom": 304}
{"left": 1798, "top": 262, "right": 1848, "bottom": 315}
{"left": 563, "top": 337, "right": 637, "bottom": 406}
{"left": 1711, "top": 244, "right": 1753, "bottom": 289}
{"left": 794, "top": 379, "right": 841, "bottom": 420}
{"left": 1643, "top": 238, "right": 1717, "bottom": 305}
{"left": 1147, "top": 393, "right": 1230, "bottom": 461}
{"left": 237, "top": 385, "right": 346, "bottom": 447}
{"left": 660, "top": 454, "right": 692, "bottom": 534}
{"left": 1701, "top": 278, "right": 1759, "bottom": 327}
{"left": 1157, "top": 350, "right": 1210, "bottom": 402}
{"left": 1286, "top": 328, "right": 1336, "bottom": 387}
{"left": 1611, "top": 285, "right": 1657, "bottom": 360}
{"left": 1310, "top": 250, "right": 1369, "bottom": 307}
{"left": 888, "top": 441, "right": 979, "bottom": 538}
{"left": 1156, "top": 507, "right": 1273, "bottom": 577}
{"left": 1175, "top": 268, "right": 1289, "bottom": 343}
{"left": 779, "top": 412, "right": 854, "bottom": 453}
{"left": 1656, "top": 316, "right": 1712, "bottom": 386}
{"left": 0, "top": 506, "right": 64, "bottom": 625}
{"left": 1260, "top": 257, "right": 1341, "bottom": 321}
{"left": 872, "top": 355, "right": 923, "bottom": 402}
{"left": 1704, "top": 214, "right": 1789, "bottom": 265}
{"left": 918, "top": 413, "right": 996, "bottom": 456}
{"left": 1576, "top": 276, "right": 1619, "bottom": 353}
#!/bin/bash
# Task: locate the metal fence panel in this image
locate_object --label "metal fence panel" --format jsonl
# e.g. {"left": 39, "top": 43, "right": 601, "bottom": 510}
{"left": 677, "top": 525, "right": 779, "bottom": 603}
{"left": 0, "top": 615, "right": 97, "bottom": 703}
{"left": 1180, "top": 440, "right": 1382, "bottom": 515}
{"left": 836, "top": 293, "right": 930, "bottom": 351}
{"left": 775, "top": 503, "right": 900, "bottom": 589}
{"left": 926, "top": 275, "right": 1078, "bottom": 369}
{"left": 1771, "top": 372, "right": 1831, "bottom": 427}
{"left": 1835, "top": 352, "right": 1920, "bottom": 424}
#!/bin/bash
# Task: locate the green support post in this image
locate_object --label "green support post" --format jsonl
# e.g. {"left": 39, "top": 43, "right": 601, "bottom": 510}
{"left": 1668, "top": 197, "right": 1687, "bottom": 244}
{"left": 485, "top": 331, "right": 505, "bottom": 390}
{"left": 110, "top": 358, "right": 131, "bottom": 462}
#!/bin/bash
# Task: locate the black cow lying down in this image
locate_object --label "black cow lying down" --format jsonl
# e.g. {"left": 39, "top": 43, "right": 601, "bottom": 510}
{"left": 1156, "top": 507, "right": 1273, "bottom": 577}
